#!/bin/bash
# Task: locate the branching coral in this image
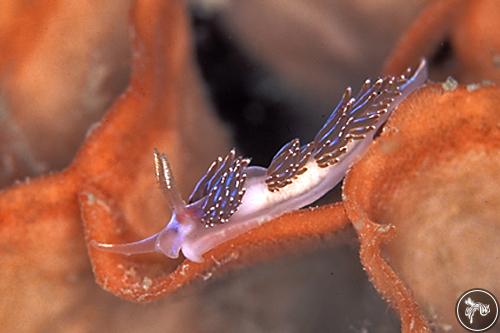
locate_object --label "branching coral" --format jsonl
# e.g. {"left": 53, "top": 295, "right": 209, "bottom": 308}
{"left": 344, "top": 84, "right": 500, "bottom": 332}
{"left": 0, "top": 1, "right": 499, "bottom": 332}
{"left": 0, "top": 0, "right": 350, "bottom": 330}
{"left": 0, "top": 0, "right": 231, "bottom": 330}
{"left": 384, "top": 0, "right": 500, "bottom": 83}
{"left": 0, "top": 1, "right": 132, "bottom": 185}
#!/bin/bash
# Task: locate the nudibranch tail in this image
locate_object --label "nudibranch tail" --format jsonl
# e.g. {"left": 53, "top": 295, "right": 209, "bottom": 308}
{"left": 94, "top": 59, "right": 428, "bottom": 263}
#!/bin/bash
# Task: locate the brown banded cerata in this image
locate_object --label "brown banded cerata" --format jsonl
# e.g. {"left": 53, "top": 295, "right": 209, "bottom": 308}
{"left": 93, "top": 60, "right": 428, "bottom": 262}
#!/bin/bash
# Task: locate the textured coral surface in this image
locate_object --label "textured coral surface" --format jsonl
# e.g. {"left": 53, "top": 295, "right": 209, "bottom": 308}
{"left": 1, "top": 0, "right": 499, "bottom": 332}
{"left": 0, "top": 0, "right": 231, "bottom": 331}
{"left": 385, "top": 0, "right": 500, "bottom": 83}
{"left": 0, "top": 1, "right": 132, "bottom": 185}
{"left": 344, "top": 84, "right": 500, "bottom": 332}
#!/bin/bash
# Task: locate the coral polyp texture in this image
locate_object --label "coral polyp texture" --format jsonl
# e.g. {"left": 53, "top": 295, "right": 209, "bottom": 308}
{"left": 344, "top": 84, "right": 500, "bottom": 332}
{"left": 0, "top": 0, "right": 499, "bottom": 332}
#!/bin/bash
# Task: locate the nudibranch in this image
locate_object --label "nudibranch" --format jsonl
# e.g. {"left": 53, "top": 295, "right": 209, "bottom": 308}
{"left": 93, "top": 60, "right": 428, "bottom": 262}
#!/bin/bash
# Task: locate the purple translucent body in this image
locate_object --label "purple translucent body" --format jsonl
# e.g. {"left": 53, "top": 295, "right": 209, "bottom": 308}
{"left": 93, "top": 60, "right": 428, "bottom": 262}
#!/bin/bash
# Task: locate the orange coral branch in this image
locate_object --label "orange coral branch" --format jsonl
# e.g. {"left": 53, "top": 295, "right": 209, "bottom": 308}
{"left": 77, "top": 0, "right": 350, "bottom": 303}
{"left": 0, "top": 2, "right": 350, "bottom": 321}
{"left": 344, "top": 83, "right": 500, "bottom": 332}
{"left": 385, "top": 0, "right": 500, "bottom": 83}
{"left": 384, "top": 0, "right": 465, "bottom": 76}
{"left": 344, "top": 200, "right": 430, "bottom": 333}
{"left": 83, "top": 193, "right": 349, "bottom": 302}
{"left": 0, "top": 1, "right": 54, "bottom": 71}
{"left": 10, "top": 0, "right": 499, "bottom": 330}
{"left": 0, "top": 1, "right": 133, "bottom": 186}
{"left": 0, "top": 0, "right": 230, "bottom": 328}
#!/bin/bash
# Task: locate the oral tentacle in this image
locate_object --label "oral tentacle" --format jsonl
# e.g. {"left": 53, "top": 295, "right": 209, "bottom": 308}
{"left": 91, "top": 233, "right": 158, "bottom": 256}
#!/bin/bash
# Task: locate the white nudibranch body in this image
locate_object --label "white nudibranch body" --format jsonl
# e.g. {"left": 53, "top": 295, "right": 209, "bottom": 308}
{"left": 94, "top": 59, "right": 428, "bottom": 262}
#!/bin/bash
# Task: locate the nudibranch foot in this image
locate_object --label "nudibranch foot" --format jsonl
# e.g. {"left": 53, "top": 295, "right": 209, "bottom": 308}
{"left": 93, "top": 59, "right": 428, "bottom": 262}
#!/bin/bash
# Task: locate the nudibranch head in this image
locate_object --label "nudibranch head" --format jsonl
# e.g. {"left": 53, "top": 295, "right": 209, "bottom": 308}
{"left": 93, "top": 59, "right": 428, "bottom": 263}
{"left": 93, "top": 148, "right": 252, "bottom": 262}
